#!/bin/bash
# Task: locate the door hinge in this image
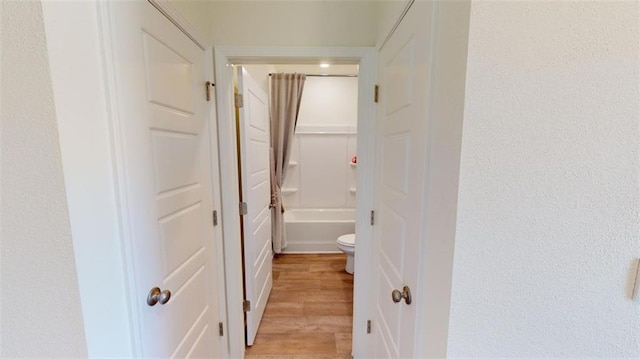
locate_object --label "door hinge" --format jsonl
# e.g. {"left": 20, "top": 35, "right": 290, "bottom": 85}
{"left": 212, "top": 210, "right": 218, "bottom": 226}
{"left": 239, "top": 202, "right": 248, "bottom": 216}
{"left": 218, "top": 322, "right": 224, "bottom": 336}
{"left": 206, "top": 81, "right": 214, "bottom": 101}
{"left": 234, "top": 93, "right": 244, "bottom": 108}
{"left": 370, "top": 210, "right": 375, "bottom": 225}
{"left": 367, "top": 320, "right": 372, "bottom": 334}
{"left": 243, "top": 300, "right": 251, "bottom": 312}
{"left": 374, "top": 84, "right": 379, "bottom": 103}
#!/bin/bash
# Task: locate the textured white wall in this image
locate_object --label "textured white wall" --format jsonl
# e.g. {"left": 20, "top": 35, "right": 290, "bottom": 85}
{"left": 449, "top": 1, "right": 640, "bottom": 356}
{"left": 1, "top": 1, "right": 88, "bottom": 356}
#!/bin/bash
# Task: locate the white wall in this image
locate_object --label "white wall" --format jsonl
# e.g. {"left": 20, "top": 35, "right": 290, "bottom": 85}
{"left": 208, "top": 1, "right": 378, "bottom": 46}
{"left": 0, "top": 1, "right": 88, "bottom": 356}
{"left": 448, "top": 1, "right": 640, "bottom": 357}
{"left": 171, "top": 0, "right": 378, "bottom": 47}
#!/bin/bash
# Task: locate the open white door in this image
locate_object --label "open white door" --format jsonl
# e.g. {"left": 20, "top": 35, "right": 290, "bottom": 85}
{"left": 372, "top": 2, "right": 434, "bottom": 357}
{"left": 236, "top": 67, "right": 273, "bottom": 346}
{"left": 107, "top": 1, "right": 223, "bottom": 357}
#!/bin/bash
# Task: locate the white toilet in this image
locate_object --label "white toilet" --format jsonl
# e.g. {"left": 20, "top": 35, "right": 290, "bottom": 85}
{"left": 336, "top": 233, "right": 356, "bottom": 274}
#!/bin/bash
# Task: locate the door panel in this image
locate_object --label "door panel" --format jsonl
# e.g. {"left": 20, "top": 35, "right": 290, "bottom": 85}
{"left": 142, "top": 32, "right": 195, "bottom": 113}
{"left": 151, "top": 132, "right": 200, "bottom": 192}
{"left": 374, "top": 2, "right": 434, "bottom": 358}
{"left": 109, "top": 1, "right": 221, "bottom": 357}
{"left": 237, "top": 67, "right": 273, "bottom": 346}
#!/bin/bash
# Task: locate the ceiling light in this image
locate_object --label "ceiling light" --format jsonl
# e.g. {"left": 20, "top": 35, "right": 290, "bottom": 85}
{"left": 319, "top": 63, "right": 330, "bottom": 68}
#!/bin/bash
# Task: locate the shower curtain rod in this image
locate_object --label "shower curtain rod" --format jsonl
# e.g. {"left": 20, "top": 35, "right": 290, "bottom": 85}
{"left": 268, "top": 73, "right": 358, "bottom": 78}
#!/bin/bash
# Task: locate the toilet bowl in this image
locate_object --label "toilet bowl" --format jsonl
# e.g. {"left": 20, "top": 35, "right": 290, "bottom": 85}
{"left": 336, "top": 233, "right": 355, "bottom": 274}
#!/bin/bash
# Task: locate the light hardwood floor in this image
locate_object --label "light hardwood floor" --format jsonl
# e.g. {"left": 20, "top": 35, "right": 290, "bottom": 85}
{"left": 245, "top": 254, "right": 354, "bottom": 359}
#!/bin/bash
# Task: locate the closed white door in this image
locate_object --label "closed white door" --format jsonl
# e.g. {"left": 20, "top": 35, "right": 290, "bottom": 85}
{"left": 108, "top": 2, "right": 223, "bottom": 357}
{"left": 236, "top": 67, "right": 273, "bottom": 346}
{"left": 373, "top": 2, "right": 434, "bottom": 358}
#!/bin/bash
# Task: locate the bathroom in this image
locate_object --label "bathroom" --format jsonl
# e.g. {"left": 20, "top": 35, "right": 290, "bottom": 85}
{"left": 235, "top": 63, "right": 359, "bottom": 356}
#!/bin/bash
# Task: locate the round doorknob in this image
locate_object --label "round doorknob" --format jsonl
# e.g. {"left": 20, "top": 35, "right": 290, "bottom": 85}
{"left": 391, "top": 285, "right": 412, "bottom": 305}
{"left": 147, "top": 287, "right": 171, "bottom": 306}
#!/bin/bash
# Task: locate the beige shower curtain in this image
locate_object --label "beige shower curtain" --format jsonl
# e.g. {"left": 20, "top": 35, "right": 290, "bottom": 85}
{"left": 269, "top": 73, "right": 306, "bottom": 253}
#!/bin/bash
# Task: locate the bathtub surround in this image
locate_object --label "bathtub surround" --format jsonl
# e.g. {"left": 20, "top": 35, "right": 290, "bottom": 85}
{"left": 282, "top": 75, "right": 358, "bottom": 211}
{"left": 269, "top": 73, "right": 307, "bottom": 253}
{"left": 284, "top": 126, "right": 357, "bottom": 209}
{"left": 282, "top": 126, "right": 357, "bottom": 253}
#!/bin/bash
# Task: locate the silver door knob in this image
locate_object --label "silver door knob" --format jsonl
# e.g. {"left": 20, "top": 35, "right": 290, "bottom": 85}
{"left": 147, "top": 287, "right": 171, "bottom": 306}
{"left": 391, "top": 285, "right": 412, "bottom": 305}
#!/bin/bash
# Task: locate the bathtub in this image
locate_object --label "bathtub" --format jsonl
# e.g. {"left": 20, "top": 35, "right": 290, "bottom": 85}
{"left": 284, "top": 209, "right": 356, "bottom": 253}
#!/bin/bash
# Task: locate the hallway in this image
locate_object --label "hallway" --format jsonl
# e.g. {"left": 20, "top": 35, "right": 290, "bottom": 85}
{"left": 245, "top": 254, "right": 354, "bottom": 359}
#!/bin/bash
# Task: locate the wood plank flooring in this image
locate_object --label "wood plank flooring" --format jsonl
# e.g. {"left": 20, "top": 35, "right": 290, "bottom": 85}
{"left": 245, "top": 254, "right": 354, "bottom": 359}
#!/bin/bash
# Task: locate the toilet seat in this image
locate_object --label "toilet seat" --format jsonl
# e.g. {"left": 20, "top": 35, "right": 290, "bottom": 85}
{"left": 337, "top": 234, "right": 355, "bottom": 247}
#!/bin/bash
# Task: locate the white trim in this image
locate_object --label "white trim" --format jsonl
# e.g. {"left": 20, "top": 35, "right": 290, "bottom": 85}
{"left": 413, "top": 1, "right": 471, "bottom": 356}
{"left": 214, "top": 46, "right": 376, "bottom": 358}
{"left": 204, "top": 47, "right": 231, "bottom": 358}
{"left": 213, "top": 49, "right": 245, "bottom": 358}
{"left": 98, "top": 2, "right": 146, "bottom": 353}
{"left": 42, "top": 1, "right": 139, "bottom": 355}
{"left": 215, "top": 46, "right": 370, "bottom": 64}
{"left": 352, "top": 47, "right": 377, "bottom": 359}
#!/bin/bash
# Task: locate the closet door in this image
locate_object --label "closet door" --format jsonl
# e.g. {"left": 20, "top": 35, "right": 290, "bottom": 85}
{"left": 372, "top": 2, "right": 434, "bottom": 357}
{"left": 106, "top": 1, "right": 224, "bottom": 357}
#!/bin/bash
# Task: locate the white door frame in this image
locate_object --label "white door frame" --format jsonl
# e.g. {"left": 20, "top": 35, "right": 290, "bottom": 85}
{"left": 213, "top": 46, "right": 377, "bottom": 358}
{"left": 42, "top": 1, "right": 228, "bottom": 356}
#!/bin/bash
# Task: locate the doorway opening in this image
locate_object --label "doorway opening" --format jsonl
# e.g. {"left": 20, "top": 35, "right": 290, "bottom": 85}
{"left": 233, "top": 63, "right": 359, "bottom": 357}
{"left": 213, "top": 47, "right": 376, "bottom": 358}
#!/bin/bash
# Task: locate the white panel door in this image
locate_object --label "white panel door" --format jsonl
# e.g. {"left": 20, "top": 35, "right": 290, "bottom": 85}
{"left": 237, "top": 67, "right": 273, "bottom": 346}
{"left": 373, "top": 2, "right": 434, "bottom": 358}
{"left": 108, "top": 2, "right": 222, "bottom": 357}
